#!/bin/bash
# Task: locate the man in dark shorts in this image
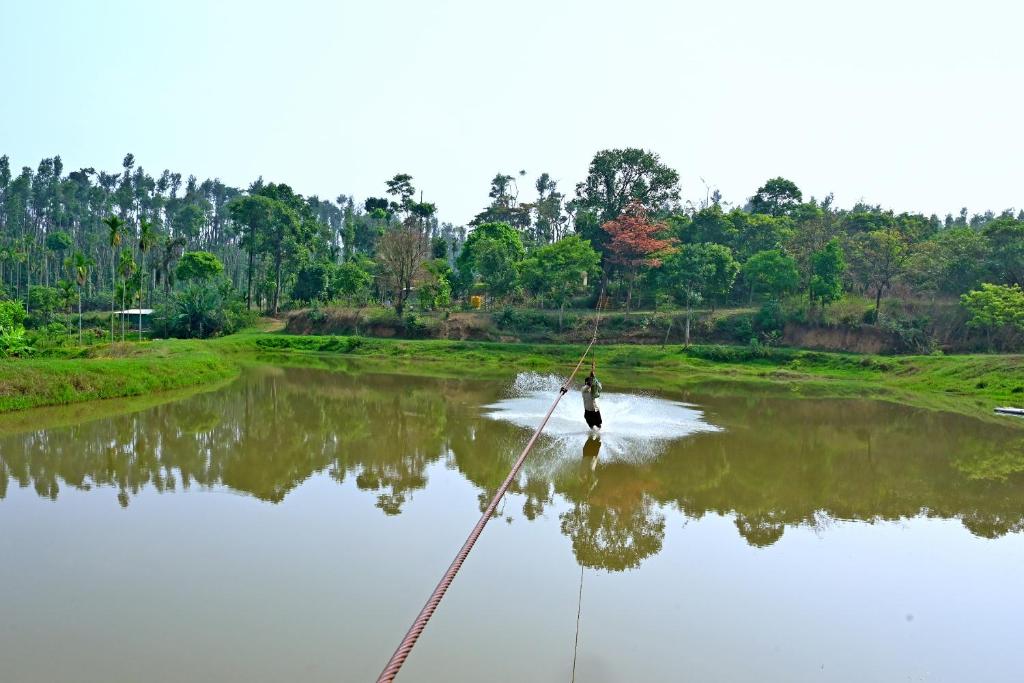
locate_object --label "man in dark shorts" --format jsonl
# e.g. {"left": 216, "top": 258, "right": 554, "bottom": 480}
{"left": 582, "top": 361, "right": 602, "bottom": 431}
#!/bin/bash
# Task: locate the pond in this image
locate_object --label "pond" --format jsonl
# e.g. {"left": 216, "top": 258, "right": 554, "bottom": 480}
{"left": 2, "top": 363, "right": 1023, "bottom": 682}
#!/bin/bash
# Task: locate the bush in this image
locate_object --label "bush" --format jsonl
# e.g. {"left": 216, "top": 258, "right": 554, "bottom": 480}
{"left": 403, "top": 313, "right": 429, "bottom": 338}
{"left": 0, "top": 300, "right": 33, "bottom": 357}
{"left": 292, "top": 262, "right": 333, "bottom": 303}
{"left": 755, "top": 300, "right": 785, "bottom": 336}
{"left": 684, "top": 343, "right": 803, "bottom": 364}
{"left": 27, "top": 322, "right": 71, "bottom": 351}
{"left": 254, "top": 335, "right": 365, "bottom": 354}
{"left": 0, "top": 325, "right": 34, "bottom": 357}
{"left": 879, "top": 313, "right": 933, "bottom": 353}
{"left": 493, "top": 308, "right": 564, "bottom": 334}
{"left": 713, "top": 314, "right": 754, "bottom": 342}
{"left": 308, "top": 303, "right": 326, "bottom": 324}
{"left": 152, "top": 279, "right": 253, "bottom": 339}
{"left": 0, "top": 299, "right": 27, "bottom": 330}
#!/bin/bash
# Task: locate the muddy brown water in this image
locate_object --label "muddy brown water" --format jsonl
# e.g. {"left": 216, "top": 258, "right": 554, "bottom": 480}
{"left": 1, "top": 364, "right": 1022, "bottom": 682}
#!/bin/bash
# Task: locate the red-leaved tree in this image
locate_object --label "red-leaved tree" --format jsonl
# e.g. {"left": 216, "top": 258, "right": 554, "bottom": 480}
{"left": 602, "top": 201, "right": 677, "bottom": 310}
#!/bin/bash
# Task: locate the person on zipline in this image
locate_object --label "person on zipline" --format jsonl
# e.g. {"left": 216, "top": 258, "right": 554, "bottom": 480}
{"left": 582, "top": 361, "right": 603, "bottom": 432}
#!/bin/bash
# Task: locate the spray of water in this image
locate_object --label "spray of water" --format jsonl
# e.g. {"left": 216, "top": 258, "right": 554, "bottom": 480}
{"left": 483, "top": 372, "right": 720, "bottom": 465}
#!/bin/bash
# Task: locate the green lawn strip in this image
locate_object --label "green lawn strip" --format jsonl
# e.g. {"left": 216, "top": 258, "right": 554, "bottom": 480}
{"left": 0, "top": 347, "right": 236, "bottom": 413}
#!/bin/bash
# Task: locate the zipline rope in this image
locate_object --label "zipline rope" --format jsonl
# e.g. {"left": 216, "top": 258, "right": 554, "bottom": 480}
{"left": 570, "top": 564, "right": 585, "bottom": 683}
{"left": 376, "top": 289, "right": 607, "bottom": 683}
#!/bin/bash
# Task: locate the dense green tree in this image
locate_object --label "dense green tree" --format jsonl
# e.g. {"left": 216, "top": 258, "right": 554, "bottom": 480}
{"left": 741, "top": 249, "right": 799, "bottom": 303}
{"left": 961, "top": 284, "right": 1024, "bottom": 350}
{"left": 336, "top": 257, "right": 374, "bottom": 305}
{"left": 176, "top": 251, "right": 225, "bottom": 282}
{"left": 291, "top": 261, "right": 333, "bottom": 303}
{"left": 849, "top": 229, "right": 910, "bottom": 317}
{"left": 683, "top": 205, "right": 736, "bottom": 245}
{"left": 520, "top": 235, "right": 601, "bottom": 328}
{"left": 27, "top": 286, "right": 61, "bottom": 326}
{"left": 729, "top": 211, "right": 794, "bottom": 261}
{"left": 982, "top": 217, "right": 1024, "bottom": 286}
{"left": 473, "top": 237, "right": 522, "bottom": 300}
{"left": 456, "top": 222, "right": 524, "bottom": 294}
{"left": 227, "top": 194, "right": 275, "bottom": 310}
{"left": 417, "top": 259, "right": 453, "bottom": 313}
{"left": 749, "top": 177, "right": 802, "bottom": 216}
{"left": 661, "top": 243, "right": 739, "bottom": 345}
{"left": 810, "top": 238, "right": 846, "bottom": 308}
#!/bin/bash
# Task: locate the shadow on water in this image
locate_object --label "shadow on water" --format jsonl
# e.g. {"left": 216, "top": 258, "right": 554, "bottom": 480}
{"left": 2, "top": 365, "right": 1024, "bottom": 569}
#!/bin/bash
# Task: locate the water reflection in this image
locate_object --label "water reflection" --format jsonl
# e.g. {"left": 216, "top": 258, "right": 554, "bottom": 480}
{"left": 2, "top": 365, "right": 1023, "bottom": 570}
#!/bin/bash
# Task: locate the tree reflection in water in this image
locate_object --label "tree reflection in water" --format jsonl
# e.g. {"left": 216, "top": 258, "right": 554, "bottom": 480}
{"left": 2, "top": 365, "right": 1024, "bottom": 570}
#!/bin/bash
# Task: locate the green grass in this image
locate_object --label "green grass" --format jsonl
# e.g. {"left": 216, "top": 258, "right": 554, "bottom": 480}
{"left": 0, "top": 340, "right": 237, "bottom": 413}
{"left": 2, "top": 331, "right": 1022, "bottom": 426}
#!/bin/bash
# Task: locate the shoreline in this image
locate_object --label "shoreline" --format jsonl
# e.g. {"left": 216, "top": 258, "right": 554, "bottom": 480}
{"left": 1, "top": 334, "right": 1022, "bottom": 427}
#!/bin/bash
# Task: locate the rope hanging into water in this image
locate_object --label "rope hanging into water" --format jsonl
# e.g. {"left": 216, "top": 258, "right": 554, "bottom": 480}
{"left": 376, "top": 289, "right": 607, "bottom": 683}
{"left": 570, "top": 564, "right": 585, "bottom": 682}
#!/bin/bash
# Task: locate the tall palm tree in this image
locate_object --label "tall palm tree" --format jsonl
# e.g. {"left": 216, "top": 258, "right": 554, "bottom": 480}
{"left": 68, "top": 251, "right": 94, "bottom": 345}
{"left": 137, "top": 218, "right": 157, "bottom": 341}
{"left": 58, "top": 279, "right": 77, "bottom": 340}
{"left": 102, "top": 215, "right": 125, "bottom": 344}
{"left": 117, "top": 250, "right": 136, "bottom": 343}
{"left": 155, "top": 235, "right": 186, "bottom": 305}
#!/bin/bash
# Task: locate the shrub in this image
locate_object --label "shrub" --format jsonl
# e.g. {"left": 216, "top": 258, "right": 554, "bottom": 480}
{"left": 0, "top": 325, "right": 34, "bottom": 358}
{"left": 152, "top": 279, "right": 253, "bottom": 339}
{"left": 0, "top": 299, "right": 27, "bottom": 330}
{"left": 713, "top": 314, "right": 754, "bottom": 342}
{"left": 403, "top": 313, "right": 429, "bottom": 338}
{"left": 879, "top": 313, "right": 933, "bottom": 353}
{"left": 27, "top": 322, "right": 71, "bottom": 351}
{"left": 308, "top": 303, "right": 326, "bottom": 324}
{"left": 755, "top": 300, "right": 785, "bottom": 336}
{"left": 0, "top": 299, "right": 34, "bottom": 357}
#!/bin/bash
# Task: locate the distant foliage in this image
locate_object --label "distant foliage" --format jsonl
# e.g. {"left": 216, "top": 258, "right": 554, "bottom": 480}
{"left": 2, "top": 147, "right": 1023, "bottom": 351}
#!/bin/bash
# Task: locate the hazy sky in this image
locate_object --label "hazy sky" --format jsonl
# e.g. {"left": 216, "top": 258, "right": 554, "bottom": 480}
{"left": 2, "top": 0, "right": 1021, "bottom": 224}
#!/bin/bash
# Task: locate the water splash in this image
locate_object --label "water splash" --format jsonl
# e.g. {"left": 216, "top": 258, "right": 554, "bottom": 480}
{"left": 483, "top": 372, "right": 720, "bottom": 464}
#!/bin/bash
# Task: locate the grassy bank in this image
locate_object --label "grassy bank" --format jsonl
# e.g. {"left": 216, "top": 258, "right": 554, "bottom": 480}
{"left": 2, "top": 332, "right": 1022, "bottom": 424}
{"left": 0, "top": 340, "right": 237, "bottom": 413}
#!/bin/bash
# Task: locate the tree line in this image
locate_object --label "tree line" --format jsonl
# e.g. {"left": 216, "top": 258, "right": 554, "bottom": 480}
{"left": 1, "top": 149, "right": 1022, "bottom": 347}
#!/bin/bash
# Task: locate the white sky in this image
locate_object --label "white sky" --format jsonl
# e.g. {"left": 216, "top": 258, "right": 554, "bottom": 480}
{"left": 2, "top": 0, "right": 1021, "bottom": 224}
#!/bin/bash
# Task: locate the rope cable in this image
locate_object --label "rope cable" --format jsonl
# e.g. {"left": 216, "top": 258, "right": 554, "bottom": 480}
{"left": 376, "top": 286, "right": 607, "bottom": 682}
{"left": 570, "top": 562, "right": 585, "bottom": 682}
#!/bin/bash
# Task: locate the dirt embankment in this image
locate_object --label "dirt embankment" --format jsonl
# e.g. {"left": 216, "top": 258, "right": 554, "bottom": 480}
{"left": 783, "top": 324, "right": 895, "bottom": 354}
